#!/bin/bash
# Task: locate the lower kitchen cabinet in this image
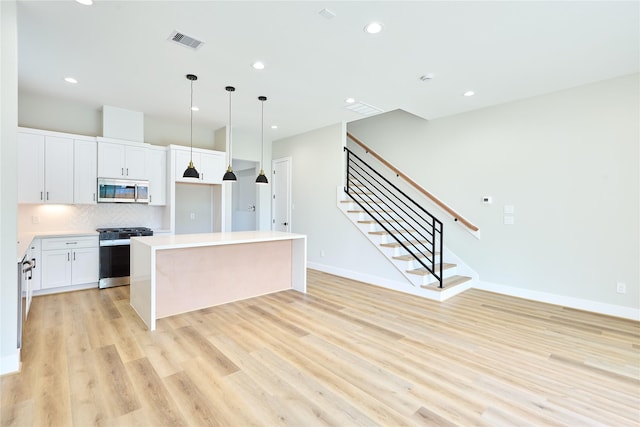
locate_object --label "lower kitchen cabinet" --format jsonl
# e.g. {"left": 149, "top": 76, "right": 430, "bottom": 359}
{"left": 40, "top": 236, "right": 98, "bottom": 290}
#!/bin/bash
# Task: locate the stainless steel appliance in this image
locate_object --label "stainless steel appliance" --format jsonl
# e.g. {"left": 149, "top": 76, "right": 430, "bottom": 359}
{"left": 97, "top": 178, "right": 149, "bottom": 203}
{"left": 17, "top": 257, "right": 34, "bottom": 349}
{"left": 97, "top": 227, "right": 153, "bottom": 288}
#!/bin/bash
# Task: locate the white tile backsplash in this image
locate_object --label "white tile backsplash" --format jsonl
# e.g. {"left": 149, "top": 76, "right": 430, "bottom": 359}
{"left": 18, "top": 203, "right": 166, "bottom": 233}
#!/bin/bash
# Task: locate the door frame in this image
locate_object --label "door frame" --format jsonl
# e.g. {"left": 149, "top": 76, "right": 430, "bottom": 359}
{"left": 271, "top": 156, "right": 292, "bottom": 232}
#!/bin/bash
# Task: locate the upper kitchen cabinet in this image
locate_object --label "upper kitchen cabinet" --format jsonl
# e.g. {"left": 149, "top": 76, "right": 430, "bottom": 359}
{"left": 18, "top": 130, "right": 74, "bottom": 204}
{"left": 97, "top": 138, "right": 148, "bottom": 180}
{"left": 74, "top": 137, "right": 98, "bottom": 204}
{"left": 147, "top": 145, "right": 167, "bottom": 206}
{"left": 172, "top": 145, "right": 225, "bottom": 184}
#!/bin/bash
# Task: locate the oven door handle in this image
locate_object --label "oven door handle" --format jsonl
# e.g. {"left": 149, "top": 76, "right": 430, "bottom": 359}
{"left": 99, "top": 239, "right": 131, "bottom": 247}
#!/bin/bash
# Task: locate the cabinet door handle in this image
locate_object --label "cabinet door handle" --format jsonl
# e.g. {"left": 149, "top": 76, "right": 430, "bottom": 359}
{"left": 149, "top": 195, "right": 152, "bottom": 203}
{"left": 66, "top": 242, "right": 77, "bottom": 245}
{"left": 121, "top": 167, "right": 124, "bottom": 176}
{"left": 40, "top": 191, "right": 43, "bottom": 201}
{"left": 126, "top": 168, "right": 129, "bottom": 176}
{"left": 67, "top": 252, "right": 70, "bottom": 262}
{"left": 46, "top": 191, "right": 49, "bottom": 200}
{"left": 73, "top": 252, "right": 76, "bottom": 261}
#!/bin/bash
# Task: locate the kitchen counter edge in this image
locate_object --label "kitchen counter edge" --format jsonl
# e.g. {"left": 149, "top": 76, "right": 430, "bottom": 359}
{"left": 17, "top": 230, "right": 99, "bottom": 262}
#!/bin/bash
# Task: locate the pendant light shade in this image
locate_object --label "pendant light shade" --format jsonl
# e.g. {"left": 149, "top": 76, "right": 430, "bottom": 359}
{"left": 183, "top": 74, "right": 199, "bottom": 178}
{"left": 256, "top": 96, "right": 269, "bottom": 185}
{"left": 223, "top": 85, "right": 237, "bottom": 182}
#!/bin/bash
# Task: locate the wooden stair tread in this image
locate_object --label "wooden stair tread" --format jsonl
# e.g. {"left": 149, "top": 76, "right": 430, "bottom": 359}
{"left": 406, "top": 263, "right": 456, "bottom": 276}
{"left": 421, "top": 275, "right": 472, "bottom": 290}
{"left": 348, "top": 209, "right": 393, "bottom": 214}
{"left": 380, "top": 239, "right": 430, "bottom": 248}
{"left": 392, "top": 253, "right": 439, "bottom": 261}
{"left": 358, "top": 219, "right": 404, "bottom": 224}
{"left": 369, "top": 229, "right": 415, "bottom": 235}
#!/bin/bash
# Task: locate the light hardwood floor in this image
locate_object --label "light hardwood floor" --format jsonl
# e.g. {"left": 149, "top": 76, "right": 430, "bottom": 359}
{"left": 2, "top": 269, "right": 639, "bottom": 426}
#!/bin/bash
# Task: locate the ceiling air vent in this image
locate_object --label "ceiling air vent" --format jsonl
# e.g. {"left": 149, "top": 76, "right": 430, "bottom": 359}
{"left": 345, "top": 101, "right": 384, "bottom": 116}
{"left": 168, "top": 30, "right": 204, "bottom": 50}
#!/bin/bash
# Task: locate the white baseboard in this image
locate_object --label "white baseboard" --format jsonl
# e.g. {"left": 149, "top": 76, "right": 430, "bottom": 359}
{"left": 308, "top": 262, "right": 423, "bottom": 296}
{"left": 475, "top": 280, "right": 639, "bottom": 321}
{"left": 1, "top": 350, "right": 20, "bottom": 376}
{"left": 308, "top": 262, "right": 640, "bottom": 321}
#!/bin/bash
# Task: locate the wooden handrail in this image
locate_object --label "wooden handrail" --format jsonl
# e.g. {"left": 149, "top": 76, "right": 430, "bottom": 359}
{"left": 346, "top": 132, "right": 480, "bottom": 232}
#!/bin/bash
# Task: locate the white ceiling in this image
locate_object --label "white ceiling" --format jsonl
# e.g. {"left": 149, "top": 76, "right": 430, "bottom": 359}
{"left": 17, "top": 1, "right": 640, "bottom": 142}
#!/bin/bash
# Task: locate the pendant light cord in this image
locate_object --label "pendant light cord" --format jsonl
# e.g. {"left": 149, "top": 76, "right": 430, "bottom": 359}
{"left": 190, "top": 79, "right": 194, "bottom": 162}
{"left": 260, "top": 99, "right": 264, "bottom": 170}
{"left": 228, "top": 89, "right": 232, "bottom": 165}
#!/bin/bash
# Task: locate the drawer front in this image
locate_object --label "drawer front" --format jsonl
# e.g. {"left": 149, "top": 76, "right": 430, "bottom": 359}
{"left": 41, "top": 236, "right": 98, "bottom": 251}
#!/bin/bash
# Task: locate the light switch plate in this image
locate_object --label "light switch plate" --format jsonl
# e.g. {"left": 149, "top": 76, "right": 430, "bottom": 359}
{"left": 504, "top": 204, "right": 515, "bottom": 214}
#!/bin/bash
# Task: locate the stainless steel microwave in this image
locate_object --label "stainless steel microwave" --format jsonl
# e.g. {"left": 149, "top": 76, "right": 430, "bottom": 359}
{"left": 97, "top": 178, "right": 149, "bottom": 203}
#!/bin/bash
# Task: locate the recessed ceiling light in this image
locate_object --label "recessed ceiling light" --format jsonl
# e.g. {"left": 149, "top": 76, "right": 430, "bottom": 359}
{"left": 463, "top": 91, "right": 475, "bottom": 97}
{"left": 64, "top": 77, "right": 78, "bottom": 84}
{"left": 345, "top": 97, "right": 356, "bottom": 104}
{"left": 252, "top": 61, "right": 265, "bottom": 70}
{"left": 364, "top": 22, "right": 383, "bottom": 34}
{"left": 191, "top": 106, "right": 199, "bottom": 112}
{"left": 271, "top": 125, "right": 278, "bottom": 130}
{"left": 75, "top": 0, "right": 93, "bottom": 5}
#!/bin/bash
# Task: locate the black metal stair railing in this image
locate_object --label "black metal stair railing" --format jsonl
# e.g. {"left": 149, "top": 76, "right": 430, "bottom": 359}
{"left": 344, "top": 146, "right": 444, "bottom": 288}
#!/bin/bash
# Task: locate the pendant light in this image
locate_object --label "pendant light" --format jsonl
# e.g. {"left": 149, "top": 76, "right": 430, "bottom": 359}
{"left": 255, "top": 96, "right": 268, "bottom": 185}
{"left": 183, "top": 74, "right": 199, "bottom": 178}
{"left": 222, "top": 85, "right": 237, "bottom": 182}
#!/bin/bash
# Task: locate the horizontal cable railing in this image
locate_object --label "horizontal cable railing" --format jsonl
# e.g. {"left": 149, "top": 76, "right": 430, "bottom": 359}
{"left": 345, "top": 146, "right": 444, "bottom": 288}
{"left": 347, "top": 132, "right": 479, "bottom": 233}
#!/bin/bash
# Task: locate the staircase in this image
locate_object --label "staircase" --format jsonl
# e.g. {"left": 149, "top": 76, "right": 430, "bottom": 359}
{"left": 339, "top": 142, "right": 475, "bottom": 302}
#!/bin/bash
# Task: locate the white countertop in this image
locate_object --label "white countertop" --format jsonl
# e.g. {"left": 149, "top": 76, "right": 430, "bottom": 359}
{"left": 17, "top": 230, "right": 98, "bottom": 262}
{"left": 131, "top": 231, "right": 306, "bottom": 250}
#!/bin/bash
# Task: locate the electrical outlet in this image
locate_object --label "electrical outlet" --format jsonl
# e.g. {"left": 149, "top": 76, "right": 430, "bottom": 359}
{"left": 616, "top": 282, "right": 626, "bottom": 294}
{"left": 190, "top": 213, "right": 196, "bottom": 220}
{"left": 32, "top": 216, "right": 40, "bottom": 224}
{"left": 320, "top": 249, "right": 326, "bottom": 257}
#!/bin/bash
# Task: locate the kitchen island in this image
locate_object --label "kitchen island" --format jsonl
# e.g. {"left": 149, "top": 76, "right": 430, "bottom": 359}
{"left": 129, "top": 231, "right": 306, "bottom": 330}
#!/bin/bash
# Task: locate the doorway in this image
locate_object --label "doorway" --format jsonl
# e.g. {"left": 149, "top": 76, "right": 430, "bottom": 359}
{"left": 232, "top": 160, "right": 258, "bottom": 231}
{"left": 272, "top": 157, "right": 291, "bottom": 232}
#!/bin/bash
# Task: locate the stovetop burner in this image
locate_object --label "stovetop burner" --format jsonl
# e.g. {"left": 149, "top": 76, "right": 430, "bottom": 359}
{"left": 97, "top": 227, "right": 153, "bottom": 240}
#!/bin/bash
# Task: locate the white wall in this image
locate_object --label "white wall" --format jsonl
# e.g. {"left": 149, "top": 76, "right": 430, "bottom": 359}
{"left": 18, "top": 91, "right": 216, "bottom": 148}
{"left": 272, "top": 123, "right": 405, "bottom": 282}
{"left": 1, "top": 0, "right": 20, "bottom": 374}
{"left": 348, "top": 74, "right": 639, "bottom": 312}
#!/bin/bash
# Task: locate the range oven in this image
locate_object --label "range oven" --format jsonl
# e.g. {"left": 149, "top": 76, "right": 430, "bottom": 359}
{"left": 97, "top": 227, "right": 153, "bottom": 288}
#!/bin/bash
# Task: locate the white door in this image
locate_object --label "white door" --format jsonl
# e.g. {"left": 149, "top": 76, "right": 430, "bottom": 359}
{"left": 272, "top": 157, "right": 291, "bottom": 232}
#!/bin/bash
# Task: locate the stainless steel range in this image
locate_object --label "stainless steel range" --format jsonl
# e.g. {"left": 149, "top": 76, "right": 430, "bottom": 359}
{"left": 97, "top": 227, "right": 153, "bottom": 288}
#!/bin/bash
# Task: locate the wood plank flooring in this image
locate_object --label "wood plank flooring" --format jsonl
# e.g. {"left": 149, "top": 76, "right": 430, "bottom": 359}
{"left": 2, "top": 269, "right": 639, "bottom": 426}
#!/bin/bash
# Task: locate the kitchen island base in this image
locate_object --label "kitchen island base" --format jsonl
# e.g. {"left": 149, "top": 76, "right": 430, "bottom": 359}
{"left": 130, "top": 231, "right": 306, "bottom": 330}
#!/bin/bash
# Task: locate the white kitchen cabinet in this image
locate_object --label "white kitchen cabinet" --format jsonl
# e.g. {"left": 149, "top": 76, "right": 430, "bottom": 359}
{"left": 98, "top": 140, "right": 148, "bottom": 180}
{"left": 148, "top": 145, "right": 167, "bottom": 206}
{"left": 40, "top": 236, "right": 99, "bottom": 290}
{"left": 74, "top": 138, "right": 98, "bottom": 204}
{"left": 174, "top": 146, "right": 225, "bottom": 184}
{"left": 17, "top": 132, "right": 74, "bottom": 204}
